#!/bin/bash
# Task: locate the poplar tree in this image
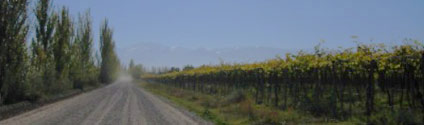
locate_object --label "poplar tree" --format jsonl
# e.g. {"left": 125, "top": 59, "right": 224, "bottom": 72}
{"left": 0, "top": 0, "right": 29, "bottom": 104}
{"left": 71, "top": 10, "right": 96, "bottom": 89}
{"left": 31, "top": 0, "right": 58, "bottom": 93}
{"left": 99, "top": 19, "right": 120, "bottom": 84}
{"left": 52, "top": 7, "right": 73, "bottom": 91}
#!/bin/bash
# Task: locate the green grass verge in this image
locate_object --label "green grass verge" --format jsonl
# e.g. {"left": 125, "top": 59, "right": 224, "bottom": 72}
{"left": 138, "top": 80, "right": 360, "bottom": 125}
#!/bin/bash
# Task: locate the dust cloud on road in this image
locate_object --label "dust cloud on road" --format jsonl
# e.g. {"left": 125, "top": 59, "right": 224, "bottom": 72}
{"left": 0, "top": 75, "right": 210, "bottom": 125}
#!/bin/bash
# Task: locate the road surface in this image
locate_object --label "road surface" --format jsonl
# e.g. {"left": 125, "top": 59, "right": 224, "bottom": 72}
{"left": 0, "top": 75, "right": 210, "bottom": 125}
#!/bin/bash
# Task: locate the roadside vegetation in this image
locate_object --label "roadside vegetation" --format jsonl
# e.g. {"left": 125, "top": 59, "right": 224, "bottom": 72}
{"left": 0, "top": 0, "right": 120, "bottom": 106}
{"left": 142, "top": 42, "right": 424, "bottom": 124}
{"left": 140, "top": 80, "right": 333, "bottom": 125}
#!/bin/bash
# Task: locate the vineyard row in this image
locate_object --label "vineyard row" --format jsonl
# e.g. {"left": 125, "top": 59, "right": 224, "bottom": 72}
{"left": 144, "top": 43, "right": 424, "bottom": 120}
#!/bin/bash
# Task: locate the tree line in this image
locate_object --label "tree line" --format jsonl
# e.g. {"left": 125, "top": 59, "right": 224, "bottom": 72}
{"left": 0, "top": 0, "right": 120, "bottom": 105}
{"left": 145, "top": 42, "right": 424, "bottom": 124}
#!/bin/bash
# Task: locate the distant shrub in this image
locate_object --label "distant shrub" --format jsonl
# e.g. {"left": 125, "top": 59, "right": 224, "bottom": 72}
{"left": 394, "top": 109, "right": 418, "bottom": 124}
{"left": 223, "top": 90, "right": 246, "bottom": 105}
{"left": 239, "top": 99, "right": 256, "bottom": 120}
{"left": 200, "top": 98, "right": 219, "bottom": 108}
{"left": 188, "top": 95, "right": 198, "bottom": 101}
{"left": 368, "top": 109, "right": 421, "bottom": 125}
{"left": 298, "top": 96, "right": 332, "bottom": 117}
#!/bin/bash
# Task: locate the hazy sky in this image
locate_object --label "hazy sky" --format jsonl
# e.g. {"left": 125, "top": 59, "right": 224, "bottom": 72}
{"left": 53, "top": 0, "right": 424, "bottom": 67}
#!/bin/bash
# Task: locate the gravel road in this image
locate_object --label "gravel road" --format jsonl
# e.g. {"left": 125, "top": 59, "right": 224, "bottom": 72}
{"left": 0, "top": 76, "right": 210, "bottom": 125}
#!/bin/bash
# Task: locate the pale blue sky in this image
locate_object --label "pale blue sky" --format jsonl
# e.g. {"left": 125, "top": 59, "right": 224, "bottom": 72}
{"left": 55, "top": 0, "right": 424, "bottom": 49}
{"left": 53, "top": 0, "right": 424, "bottom": 66}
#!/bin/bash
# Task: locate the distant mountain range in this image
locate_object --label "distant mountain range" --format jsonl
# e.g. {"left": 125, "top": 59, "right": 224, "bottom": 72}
{"left": 117, "top": 42, "right": 300, "bottom": 68}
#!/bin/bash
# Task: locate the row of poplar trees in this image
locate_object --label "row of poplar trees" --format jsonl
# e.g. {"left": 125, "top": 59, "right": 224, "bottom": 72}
{"left": 0, "top": 0, "right": 120, "bottom": 105}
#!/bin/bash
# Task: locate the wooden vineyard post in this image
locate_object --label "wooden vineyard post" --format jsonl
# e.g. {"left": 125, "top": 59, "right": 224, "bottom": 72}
{"left": 420, "top": 52, "right": 424, "bottom": 113}
{"left": 255, "top": 68, "right": 265, "bottom": 104}
{"left": 255, "top": 69, "right": 260, "bottom": 104}
{"left": 422, "top": 52, "right": 424, "bottom": 77}
{"left": 421, "top": 52, "right": 424, "bottom": 122}
{"left": 272, "top": 70, "right": 280, "bottom": 107}
{"left": 366, "top": 60, "right": 377, "bottom": 120}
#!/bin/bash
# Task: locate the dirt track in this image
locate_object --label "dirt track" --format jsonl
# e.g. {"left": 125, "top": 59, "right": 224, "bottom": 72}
{"left": 0, "top": 76, "right": 210, "bottom": 125}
